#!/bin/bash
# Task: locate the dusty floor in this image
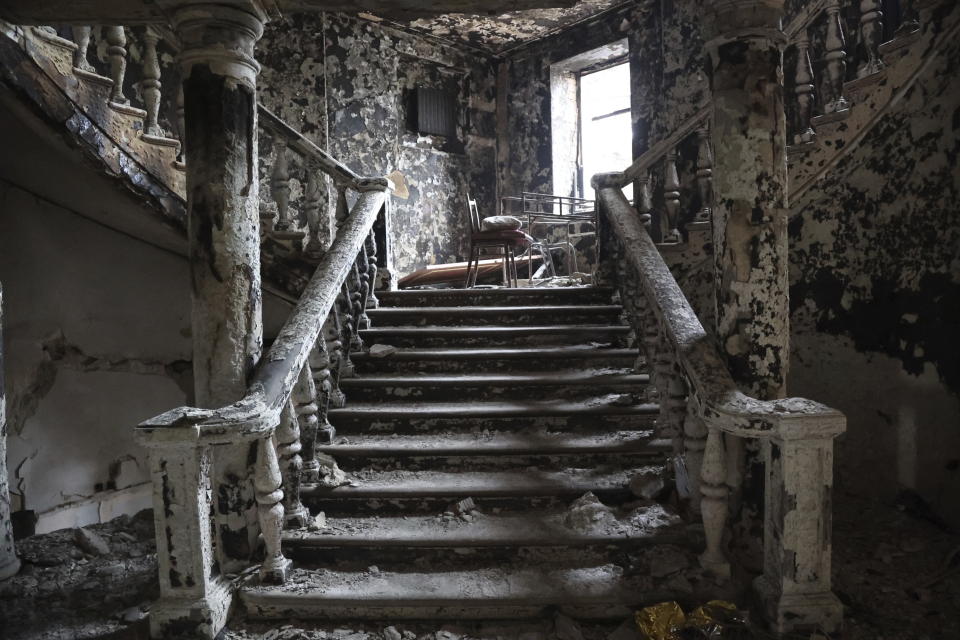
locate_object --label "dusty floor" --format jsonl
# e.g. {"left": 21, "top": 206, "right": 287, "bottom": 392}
{"left": 0, "top": 494, "right": 957, "bottom": 640}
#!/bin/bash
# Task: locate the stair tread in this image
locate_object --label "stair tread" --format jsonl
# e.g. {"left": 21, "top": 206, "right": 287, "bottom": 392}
{"left": 328, "top": 396, "right": 657, "bottom": 418}
{"left": 352, "top": 346, "right": 639, "bottom": 361}
{"left": 241, "top": 563, "right": 653, "bottom": 606}
{"left": 283, "top": 506, "right": 685, "bottom": 548}
{"left": 339, "top": 370, "right": 647, "bottom": 387}
{"left": 361, "top": 325, "right": 630, "bottom": 334}
{"left": 368, "top": 305, "right": 622, "bottom": 314}
{"left": 302, "top": 466, "right": 657, "bottom": 498}
{"left": 318, "top": 431, "right": 669, "bottom": 457}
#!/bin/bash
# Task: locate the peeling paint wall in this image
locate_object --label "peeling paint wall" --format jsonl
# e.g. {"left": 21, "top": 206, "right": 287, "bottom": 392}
{"left": 0, "top": 183, "right": 191, "bottom": 534}
{"left": 257, "top": 13, "right": 498, "bottom": 277}
{"left": 787, "top": 25, "right": 960, "bottom": 527}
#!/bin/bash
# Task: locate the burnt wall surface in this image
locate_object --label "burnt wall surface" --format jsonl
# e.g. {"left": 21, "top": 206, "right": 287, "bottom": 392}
{"left": 788, "top": 28, "right": 960, "bottom": 527}
{"left": 499, "top": 0, "right": 707, "bottom": 201}
{"left": 257, "top": 13, "right": 498, "bottom": 276}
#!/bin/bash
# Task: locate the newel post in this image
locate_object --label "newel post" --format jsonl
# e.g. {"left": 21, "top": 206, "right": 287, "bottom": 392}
{"left": 174, "top": 1, "right": 268, "bottom": 576}
{"left": 0, "top": 284, "right": 21, "bottom": 581}
{"left": 753, "top": 416, "right": 846, "bottom": 634}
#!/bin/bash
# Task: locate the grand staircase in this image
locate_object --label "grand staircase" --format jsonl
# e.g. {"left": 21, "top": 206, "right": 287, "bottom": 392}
{"left": 239, "top": 287, "right": 707, "bottom": 620}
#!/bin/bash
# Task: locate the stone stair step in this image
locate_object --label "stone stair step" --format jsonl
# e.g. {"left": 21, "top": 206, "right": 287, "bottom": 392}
{"left": 282, "top": 506, "right": 686, "bottom": 552}
{"left": 377, "top": 287, "right": 613, "bottom": 308}
{"left": 338, "top": 370, "right": 648, "bottom": 402}
{"left": 359, "top": 325, "right": 632, "bottom": 348}
{"left": 352, "top": 346, "right": 639, "bottom": 373}
{"left": 239, "top": 564, "right": 684, "bottom": 620}
{"left": 320, "top": 431, "right": 670, "bottom": 472}
{"left": 366, "top": 305, "right": 622, "bottom": 327}
{"left": 328, "top": 397, "right": 658, "bottom": 435}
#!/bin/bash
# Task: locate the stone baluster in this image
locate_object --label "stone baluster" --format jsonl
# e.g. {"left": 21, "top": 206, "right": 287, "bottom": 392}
{"left": 638, "top": 298, "right": 661, "bottom": 400}
{"left": 141, "top": 28, "right": 165, "bottom": 138}
{"left": 303, "top": 166, "right": 328, "bottom": 260}
{"left": 324, "top": 311, "right": 347, "bottom": 408}
{"left": 346, "top": 272, "right": 364, "bottom": 353}
{"left": 104, "top": 26, "right": 129, "bottom": 106}
{"left": 355, "top": 249, "right": 372, "bottom": 331}
{"left": 337, "top": 288, "right": 357, "bottom": 379}
{"left": 276, "top": 396, "right": 309, "bottom": 529}
{"left": 655, "top": 335, "right": 687, "bottom": 454}
{"left": 366, "top": 230, "right": 380, "bottom": 310}
{"left": 896, "top": 0, "right": 919, "bottom": 36}
{"left": 823, "top": 1, "right": 851, "bottom": 114}
{"left": 662, "top": 149, "right": 681, "bottom": 243}
{"left": 254, "top": 434, "right": 291, "bottom": 584}
{"left": 699, "top": 427, "right": 730, "bottom": 578}
{"left": 794, "top": 36, "right": 817, "bottom": 144}
{"left": 857, "top": 1, "right": 886, "bottom": 78}
{"left": 270, "top": 142, "right": 292, "bottom": 231}
{"left": 71, "top": 26, "right": 93, "bottom": 72}
{"left": 694, "top": 124, "right": 713, "bottom": 223}
{"left": 308, "top": 337, "right": 337, "bottom": 451}
{"left": 0, "top": 284, "right": 21, "bottom": 581}
{"left": 636, "top": 172, "right": 653, "bottom": 229}
{"left": 683, "top": 406, "right": 708, "bottom": 515}
{"left": 335, "top": 183, "right": 350, "bottom": 228}
{"left": 175, "top": 84, "right": 186, "bottom": 166}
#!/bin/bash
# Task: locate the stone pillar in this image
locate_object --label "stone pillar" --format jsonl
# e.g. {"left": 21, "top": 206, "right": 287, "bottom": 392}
{"left": 0, "top": 284, "right": 21, "bottom": 581}
{"left": 706, "top": 0, "right": 790, "bottom": 401}
{"left": 753, "top": 423, "right": 845, "bottom": 634}
{"left": 173, "top": 2, "right": 266, "bottom": 573}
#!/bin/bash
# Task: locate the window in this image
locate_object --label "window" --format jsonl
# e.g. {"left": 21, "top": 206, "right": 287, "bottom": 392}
{"left": 579, "top": 62, "right": 632, "bottom": 201}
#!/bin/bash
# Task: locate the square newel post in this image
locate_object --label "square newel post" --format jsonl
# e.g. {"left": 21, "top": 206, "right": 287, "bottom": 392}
{"left": 137, "top": 433, "right": 231, "bottom": 639}
{"left": 172, "top": 1, "right": 268, "bottom": 575}
{"left": 754, "top": 413, "right": 846, "bottom": 634}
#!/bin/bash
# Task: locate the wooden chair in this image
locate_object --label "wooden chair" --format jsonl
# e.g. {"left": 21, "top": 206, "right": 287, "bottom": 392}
{"left": 464, "top": 195, "right": 530, "bottom": 288}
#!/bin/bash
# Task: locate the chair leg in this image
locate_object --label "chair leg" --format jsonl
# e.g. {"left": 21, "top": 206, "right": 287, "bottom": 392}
{"left": 509, "top": 248, "right": 519, "bottom": 288}
{"left": 500, "top": 245, "right": 509, "bottom": 288}
{"left": 468, "top": 246, "right": 479, "bottom": 288}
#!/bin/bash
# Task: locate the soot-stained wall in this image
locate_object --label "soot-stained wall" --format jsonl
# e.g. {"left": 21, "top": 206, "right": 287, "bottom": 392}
{"left": 498, "top": 0, "right": 708, "bottom": 202}
{"left": 257, "top": 13, "right": 498, "bottom": 277}
{"left": 788, "top": 26, "right": 960, "bottom": 526}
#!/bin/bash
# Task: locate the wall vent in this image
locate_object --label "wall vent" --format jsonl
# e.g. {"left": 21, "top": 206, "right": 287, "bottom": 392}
{"left": 415, "top": 87, "right": 456, "bottom": 137}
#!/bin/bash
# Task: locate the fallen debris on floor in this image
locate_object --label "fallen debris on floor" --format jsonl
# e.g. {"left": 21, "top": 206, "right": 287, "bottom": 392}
{"left": 368, "top": 344, "right": 399, "bottom": 358}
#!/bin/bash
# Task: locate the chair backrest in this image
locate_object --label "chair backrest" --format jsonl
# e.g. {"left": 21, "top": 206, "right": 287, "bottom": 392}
{"left": 467, "top": 195, "right": 481, "bottom": 233}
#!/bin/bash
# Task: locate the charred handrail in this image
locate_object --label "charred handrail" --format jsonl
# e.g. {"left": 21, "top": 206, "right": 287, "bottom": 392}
{"left": 257, "top": 104, "right": 360, "bottom": 186}
{"left": 593, "top": 176, "right": 845, "bottom": 438}
{"left": 619, "top": 104, "right": 711, "bottom": 189}
{"left": 137, "top": 184, "right": 389, "bottom": 444}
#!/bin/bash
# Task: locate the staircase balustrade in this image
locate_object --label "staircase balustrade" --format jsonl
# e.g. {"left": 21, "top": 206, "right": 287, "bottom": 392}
{"left": 593, "top": 168, "right": 845, "bottom": 630}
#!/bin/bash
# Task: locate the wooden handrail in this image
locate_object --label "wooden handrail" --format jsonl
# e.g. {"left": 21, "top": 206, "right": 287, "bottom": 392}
{"left": 619, "top": 104, "right": 712, "bottom": 188}
{"left": 594, "top": 179, "right": 844, "bottom": 439}
{"left": 257, "top": 104, "right": 360, "bottom": 186}
{"left": 137, "top": 185, "right": 389, "bottom": 444}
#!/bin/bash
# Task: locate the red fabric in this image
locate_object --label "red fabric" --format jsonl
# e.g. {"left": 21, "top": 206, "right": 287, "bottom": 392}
{"left": 471, "top": 230, "right": 532, "bottom": 246}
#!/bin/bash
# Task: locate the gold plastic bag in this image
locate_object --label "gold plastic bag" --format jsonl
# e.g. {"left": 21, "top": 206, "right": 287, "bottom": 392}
{"left": 635, "top": 601, "right": 686, "bottom": 640}
{"left": 686, "top": 600, "right": 740, "bottom": 628}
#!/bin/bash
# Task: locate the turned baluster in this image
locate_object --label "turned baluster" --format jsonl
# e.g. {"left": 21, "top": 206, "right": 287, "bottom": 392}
{"left": 636, "top": 172, "right": 653, "bottom": 229}
{"left": 175, "top": 84, "right": 186, "bottom": 165}
{"left": 700, "top": 427, "right": 731, "bottom": 578}
{"left": 355, "top": 249, "right": 372, "bottom": 330}
{"left": 324, "top": 311, "right": 347, "bottom": 408}
{"left": 141, "top": 28, "right": 165, "bottom": 137}
{"left": 71, "top": 26, "right": 93, "bottom": 72}
{"left": 276, "top": 398, "right": 309, "bottom": 529}
{"left": 335, "top": 183, "right": 350, "bottom": 228}
{"left": 655, "top": 334, "right": 687, "bottom": 452}
{"left": 104, "top": 26, "right": 129, "bottom": 106}
{"left": 309, "top": 334, "right": 337, "bottom": 451}
{"left": 662, "top": 149, "right": 681, "bottom": 243}
{"left": 857, "top": 1, "right": 886, "bottom": 78}
{"left": 638, "top": 298, "right": 661, "bottom": 400}
{"left": 346, "top": 270, "right": 365, "bottom": 352}
{"left": 365, "top": 230, "right": 380, "bottom": 310}
{"left": 683, "top": 406, "right": 708, "bottom": 515}
{"left": 896, "top": 0, "right": 919, "bottom": 36}
{"left": 337, "top": 287, "right": 357, "bottom": 378}
{"left": 823, "top": 1, "right": 851, "bottom": 114}
{"left": 271, "top": 143, "right": 292, "bottom": 231}
{"left": 254, "top": 434, "right": 291, "bottom": 584}
{"left": 617, "top": 265, "right": 646, "bottom": 372}
{"left": 794, "top": 36, "right": 817, "bottom": 143}
{"left": 694, "top": 124, "right": 713, "bottom": 223}
{"left": 303, "top": 167, "right": 327, "bottom": 260}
